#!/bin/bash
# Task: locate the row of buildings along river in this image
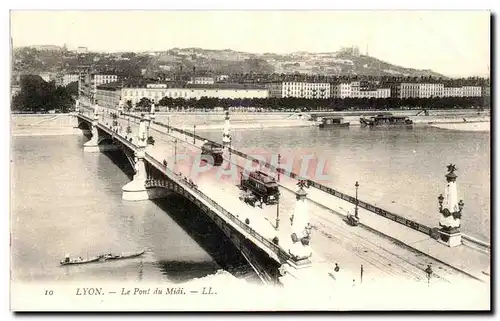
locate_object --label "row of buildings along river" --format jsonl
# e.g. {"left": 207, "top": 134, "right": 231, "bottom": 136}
{"left": 13, "top": 71, "right": 487, "bottom": 109}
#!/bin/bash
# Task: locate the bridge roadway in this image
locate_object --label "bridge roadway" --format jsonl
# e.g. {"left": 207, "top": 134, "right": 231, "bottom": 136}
{"left": 77, "top": 110, "right": 335, "bottom": 285}
{"left": 77, "top": 107, "right": 485, "bottom": 287}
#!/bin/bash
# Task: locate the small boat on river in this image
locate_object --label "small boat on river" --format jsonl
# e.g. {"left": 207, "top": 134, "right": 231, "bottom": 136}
{"left": 360, "top": 114, "right": 413, "bottom": 127}
{"left": 60, "top": 254, "right": 100, "bottom": 266}
{"left": 101, "top": 250, "right": 146, "bottom": 261}
{"left": 318, "top": 116, "right": 350, "bottom": 128}
{"left": 60, "top": 250, "right": 145, "bottom": 266}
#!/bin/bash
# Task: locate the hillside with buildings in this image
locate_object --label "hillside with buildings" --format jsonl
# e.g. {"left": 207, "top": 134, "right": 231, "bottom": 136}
{"left": 10, "top": 45, "right": 489, "bottom": 113}
{"left": 12, "top": 45, "right": 446, "bottom": 79}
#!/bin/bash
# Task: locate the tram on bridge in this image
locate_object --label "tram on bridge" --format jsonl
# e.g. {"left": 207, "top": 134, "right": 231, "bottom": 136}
{"left": 239, "top": 170, "right": 280, "bottom": 205}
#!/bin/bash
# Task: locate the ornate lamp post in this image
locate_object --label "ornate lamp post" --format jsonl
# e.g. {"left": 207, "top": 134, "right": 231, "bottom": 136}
{"left": 173, "top": 139, "right": 177, "bottom": 165}
{"left": 167, "top": 116, "right": 170, "bottom": 133}
{"left": 354, "top": 181, "right": 360, "bottom": 219}
{"left": 141, "top": 122, "right": 146, "bottom": 142}
{"left": 275, "top": 191, "right": 281, "bottom": 231}
{"left": 193, "top": 125, "right": 196, "bottom": 144}
{"left": 437, "top": 164, "right": 464, "bottom": 247}
{"left": 277, "top": 153, "right": 281, "bottom": 182}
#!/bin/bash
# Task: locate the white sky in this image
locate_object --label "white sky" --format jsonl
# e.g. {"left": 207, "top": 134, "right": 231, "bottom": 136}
{"left": 10, "top": 10, "right": 491, "bottom": 78}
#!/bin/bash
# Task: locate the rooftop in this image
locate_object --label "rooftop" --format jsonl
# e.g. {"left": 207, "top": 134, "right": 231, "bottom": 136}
{"left": 96, "top": 81, "right": 123, "bottom": 90}
{"left": 185, "top": 83, "right": 267, "bottom": 90}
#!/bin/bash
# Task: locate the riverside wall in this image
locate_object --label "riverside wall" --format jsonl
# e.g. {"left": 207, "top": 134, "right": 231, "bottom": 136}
{"left": 151, "top": 109, "right": 490, "bottom": 130}
{"left": 11, "top": 113, "right": 81, "bottom": 136}
{"left": 11, "top": 108, "right": 490, "bottom": 134}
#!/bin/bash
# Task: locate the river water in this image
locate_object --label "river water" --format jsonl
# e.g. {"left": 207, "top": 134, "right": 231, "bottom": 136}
{"left": 11, "top": 120, "right": 490, "bottom": 284}
{"left": 11, "top": 135, "right": 258, "bottom": 283}
{"left": 199, "top": 124, "right": 490, "bottom": 242}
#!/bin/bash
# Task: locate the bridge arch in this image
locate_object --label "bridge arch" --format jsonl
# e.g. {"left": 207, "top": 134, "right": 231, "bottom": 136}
{"left": 97, "top": 136, "right": 115, "bottom": 146}
{"left": 77, "top": 122, "right": 91, "bottom": 130}
{"left": 143, "top": 177, "right": 277, "bottom": 283}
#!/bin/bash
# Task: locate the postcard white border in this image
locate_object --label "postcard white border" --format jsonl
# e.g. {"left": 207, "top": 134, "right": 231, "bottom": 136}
{"left": 2, "top": 0, "right": 497, "bottom": 318}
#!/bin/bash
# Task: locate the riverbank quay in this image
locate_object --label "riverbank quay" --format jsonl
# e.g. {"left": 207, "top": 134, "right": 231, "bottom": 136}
{"left": 110, "top": 111, "right": 489, "bottom": 286}
{"left": 11, "top": 113, "right": 80, "bottom": 136}
{"left": 144, "top": 110, "right": 490, "bottom": 131}
{"left": 15, "top": 109, "right": 489, "bottom": 133}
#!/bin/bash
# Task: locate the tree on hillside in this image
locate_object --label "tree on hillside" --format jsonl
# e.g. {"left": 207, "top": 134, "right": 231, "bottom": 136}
{"left": 65, "top": 81, "right": 79, "bottom": 97}
{"left": 11, "top": 75, "right": 74, "bottom": 113}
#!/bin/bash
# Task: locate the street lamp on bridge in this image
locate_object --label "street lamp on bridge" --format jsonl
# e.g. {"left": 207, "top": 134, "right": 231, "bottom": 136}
{"left": 275, "top": 191, "right": 281, "bottom": 231}
{"left": 355, "top": 181, "right": 360, "bottom": 219}
{"left": 277, "top": 153, "right": 281, "bottom": 182}
{"left": 173, "top": 139, "right": 178, "bottom": 165}
{"left": 193, "top": 125, "right": 196, "bottom": 144}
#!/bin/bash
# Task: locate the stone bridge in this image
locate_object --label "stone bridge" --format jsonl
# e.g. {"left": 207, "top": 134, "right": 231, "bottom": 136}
{"left": 75, "top": 111, "right": 315, "bottom": 286}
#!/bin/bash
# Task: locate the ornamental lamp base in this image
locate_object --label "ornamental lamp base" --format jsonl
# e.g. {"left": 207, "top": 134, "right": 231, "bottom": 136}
{"left": 438, "top": 229, "right": 462, "bottom": 247}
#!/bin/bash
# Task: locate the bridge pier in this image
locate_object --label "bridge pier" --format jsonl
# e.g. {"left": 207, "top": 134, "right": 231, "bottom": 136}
{"left": 122, "top": 150, "right": 149, "bottom": 201}
{"left": 83, "top": 119, "right": 100, "bottom": 153}
{"left": 83, "top": 121, "right": 119, "bottom": 152}
{"left": 122, "top": 149, "right": 171, "bottom": 201}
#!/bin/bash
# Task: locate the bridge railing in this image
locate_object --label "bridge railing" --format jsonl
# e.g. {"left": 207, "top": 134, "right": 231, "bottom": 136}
{"left": 145, "top": 154, "right": 291, "bottom": 263}
{"left": 124, "top": 114, "right": 435, "bottom": 237}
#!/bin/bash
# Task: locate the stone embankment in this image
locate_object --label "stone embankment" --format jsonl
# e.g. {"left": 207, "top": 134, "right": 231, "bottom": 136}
{"left": 11, "top": 114, "right": 80, "bottom": 136}
{"left": 152, "top": 109, "right": 490, "bottom": 131}
{"left": 11, "top": 109, "right": 490, "bottom": 134}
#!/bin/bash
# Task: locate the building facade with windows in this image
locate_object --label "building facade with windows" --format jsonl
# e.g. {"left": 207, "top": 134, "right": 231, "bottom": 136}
{"left": 397, "top": 83, "right": 421, "bottom": 98}
{"left": 93, "top": 74, "right": 118, "bottom": 87}
{"left": 55, "top": 74, "right": 79, "bottom": 87}
{"left": 267, "top": 82, "right": 330, "bottom": 99}
{"left": 188, "top": 77, "right": 215, "bottom": 85}
{"left": 443, "top": 87, "right": 464, "bottom": 97}
{"left": 391, "top": 83, "right": 445, "bottom": 98}
{"left": 331, "top": 83, "right": 352, "bottom": 98}
{"left": 81, "top": 73, "right": 119, "bottom": 99}
{"left": 95, "top": 83, "right": 122, "bottom": 109}
{"left": 331, "top": 82, "right": 391, "bottom": 98}
{"left": 417, "top": 83, "right": 444, "bottom": 98}
{"left": 356, "top": 88, "right": 391, "bottom": 99}
{"left": 462, "top": 86, "right": 482, "bottom": 97}
{"left": 120, "top": 86, "right": 269, "bottom": 105}
{"left": 483, "top": 86, "right": 490, "bottom": 97}
{"left": 266, "top": 83, "right": 283, "bottom": 98}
